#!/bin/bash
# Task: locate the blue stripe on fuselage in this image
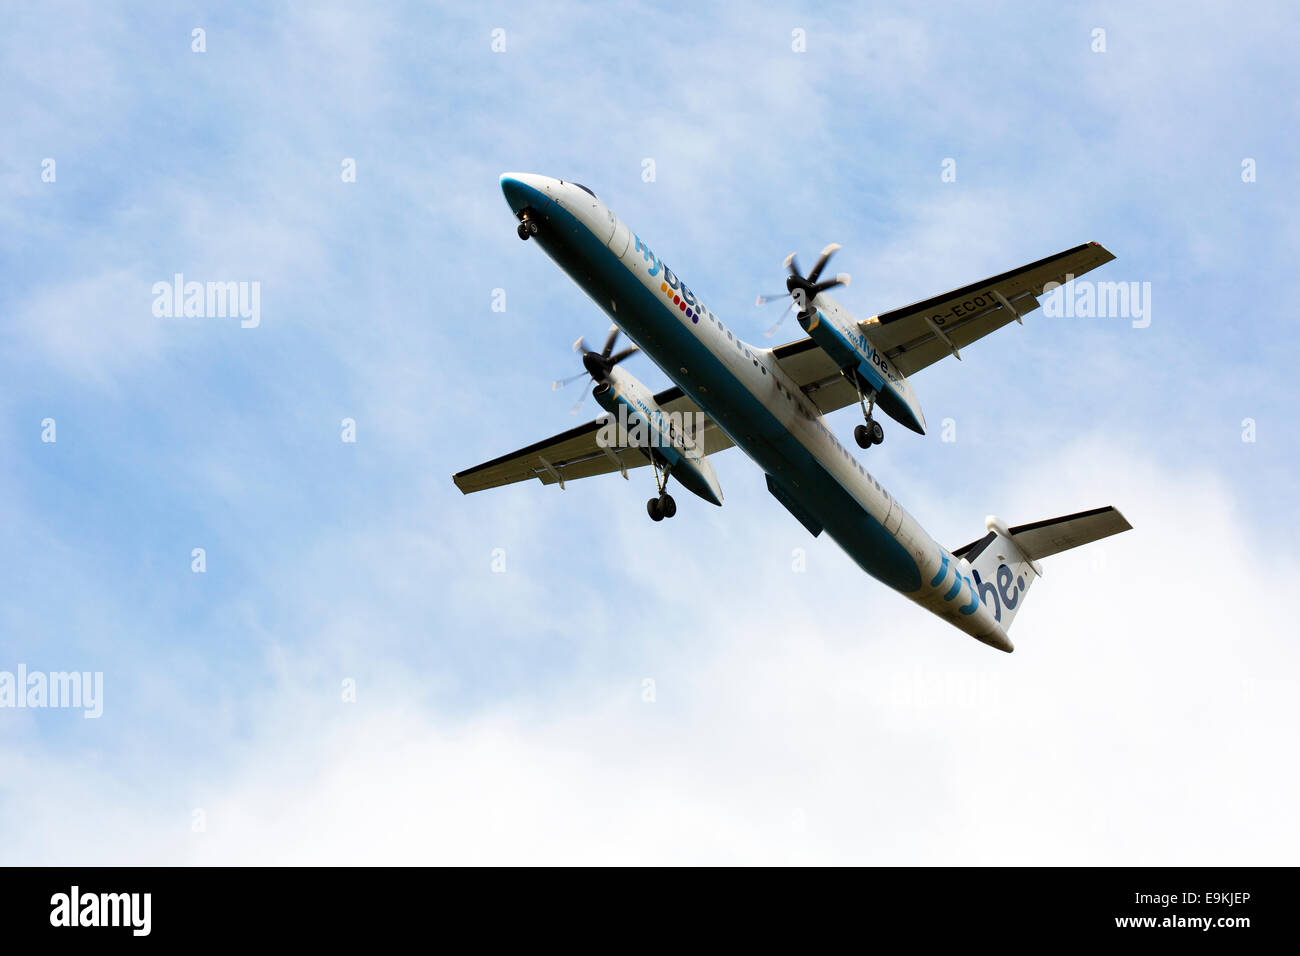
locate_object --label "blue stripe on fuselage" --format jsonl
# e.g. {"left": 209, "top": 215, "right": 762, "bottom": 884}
{"left": 529, "top": 197, "right": 922, "bottom": 594}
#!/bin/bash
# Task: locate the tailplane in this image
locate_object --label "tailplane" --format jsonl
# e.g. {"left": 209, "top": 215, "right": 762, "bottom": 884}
{"left": 953, "top": 506, "right": 1132, "bottom": 632}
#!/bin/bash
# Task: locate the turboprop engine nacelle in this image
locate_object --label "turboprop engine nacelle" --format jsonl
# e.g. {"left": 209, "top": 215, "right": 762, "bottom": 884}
{"left": 592, "top": 366, "right": 723, "bottom": 506}
{"left": 798, "top": 295, "right": 927, "bottom": 435}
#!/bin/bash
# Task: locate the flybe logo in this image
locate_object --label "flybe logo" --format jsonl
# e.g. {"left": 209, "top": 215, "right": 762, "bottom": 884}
{"left": 930, "top": 552, "right": 979, "bottom": 615}
{"left": 971, "top": 565, "right": 1026, "bottom": 623}
{"left": 635, "top": 235, "right": 716, "bottom": 326}
{"left": 806, "top": 307, "right": 901, "bottom": 389}
{"left": 931, "top": 550, "right": 1029, "bottom": 622}
{"left": 820, "top": 312, "right": 901, "bottom": 387}
{"left": 845, "top": 328, "right": 899, "bottom": 385}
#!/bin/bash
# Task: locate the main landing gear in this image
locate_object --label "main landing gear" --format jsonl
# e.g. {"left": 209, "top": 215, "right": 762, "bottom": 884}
{"left": 852, "top": 378, "right": 885, "bottom": 450}
{"left": 646, "top": 457, "right": 677, "bottom": 522}
{"left": 516, "top": 210, "right": 540, "bottom": 240}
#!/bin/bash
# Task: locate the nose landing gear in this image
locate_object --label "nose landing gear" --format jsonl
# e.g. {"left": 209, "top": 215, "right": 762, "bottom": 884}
{"left": 516, "top": 210, "right": 540, "bottom": 240}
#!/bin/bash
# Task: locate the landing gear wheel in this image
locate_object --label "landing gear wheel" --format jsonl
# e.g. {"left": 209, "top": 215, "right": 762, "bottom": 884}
{"left": 869, "top": 420, "right": 884, "bottom": 445}
{"left": 648, "top": 458, "right": 673, "bottom": 521}
{"left": 517, "top": 222, "right": 530, "bottom": 240}
{"left": 854, "top": 424, "right": 871, "bottom": 449}
{"left": 527, "top": 220, "right": 539, "bottom": 236}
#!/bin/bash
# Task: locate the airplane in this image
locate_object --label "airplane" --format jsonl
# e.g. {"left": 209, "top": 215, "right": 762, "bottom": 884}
{"left": 453, "top": 173, "right": 1132, "bottom": 652}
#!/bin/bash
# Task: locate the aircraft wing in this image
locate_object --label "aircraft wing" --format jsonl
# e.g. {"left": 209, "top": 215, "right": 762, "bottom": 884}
{"left": 770, "top": 242, "right": 1115, "bottom": 412}
{"left": 452, "top": 386, "right": 734, "bottom": 494}
{"left": 860, "top": 241, "right": 1115, "bottom": 377}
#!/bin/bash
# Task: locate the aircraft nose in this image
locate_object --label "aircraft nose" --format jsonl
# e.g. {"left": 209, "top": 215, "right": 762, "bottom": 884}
{"left": 499, "top": 172, "right": 554, "bottom": 214}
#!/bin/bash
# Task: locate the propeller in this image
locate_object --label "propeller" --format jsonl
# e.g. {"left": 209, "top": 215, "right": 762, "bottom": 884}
{"left": 551, "top": 324, "right": 639, "bottom": 414}
{"left": 756, "top": 243, "right": 851, "bottom": 337}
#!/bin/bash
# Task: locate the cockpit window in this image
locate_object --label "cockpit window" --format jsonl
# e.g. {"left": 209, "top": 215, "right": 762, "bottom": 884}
{"left": 573, "top": 183, "right": 597, "bottom": 198}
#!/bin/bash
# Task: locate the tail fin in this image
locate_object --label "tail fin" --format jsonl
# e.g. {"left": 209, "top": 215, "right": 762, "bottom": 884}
{"left": 953, "top": 506, "right": 1132, "bottom": 632}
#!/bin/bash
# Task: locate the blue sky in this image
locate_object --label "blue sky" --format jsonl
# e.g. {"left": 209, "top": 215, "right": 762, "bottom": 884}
{"left": 2, "top": 1, "right": 1298, "bottom": 863}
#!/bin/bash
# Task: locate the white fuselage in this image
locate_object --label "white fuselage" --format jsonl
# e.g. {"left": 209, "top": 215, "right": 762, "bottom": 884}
{"left": 500, "top": 173, "right": 1011, "bottom": 651}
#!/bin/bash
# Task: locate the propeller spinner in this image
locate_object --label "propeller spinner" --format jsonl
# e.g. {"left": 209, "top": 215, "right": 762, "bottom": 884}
{"left": 552, "top": 325, "right": 639, "bottom": 414}
{"left": 756, "top": 243, "right": 850, "bottom": 337}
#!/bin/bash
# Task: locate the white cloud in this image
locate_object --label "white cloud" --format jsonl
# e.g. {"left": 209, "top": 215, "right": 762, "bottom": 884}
{"left": 3, "top": 439, "right": 1295, "bottom": 865}
{"left": 8, "top": 268, "right": 165, "bottom": 386}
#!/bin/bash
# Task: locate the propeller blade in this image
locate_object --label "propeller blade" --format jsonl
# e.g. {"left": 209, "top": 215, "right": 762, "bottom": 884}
{"left": 552, "top": 370, "right": 589, "bottom": 391}
{"left": 811, "top": 273, "right": 850, "bottom": 295}
{"left": 600, "top": 325, "right": 620, "bottom": 358}
{"left": 784, "top": 252, "right": 800, "bottom": 276}
{"left": 756, "top": 292, "right": 788, "bottom": 306}
{"left": 572, "top": 336, "right": 588, "bottom": 354}
{"left": 806, "top": 243, "right": 841, "bottom": 283}
{"left": 763, "top": 300, "right": 795, "bottom": 338}
{"left": 568, "top": 390, "right": 588, "bottom": 415}
{"left": 608, "top": 345, "right": 639, "bottom": 365}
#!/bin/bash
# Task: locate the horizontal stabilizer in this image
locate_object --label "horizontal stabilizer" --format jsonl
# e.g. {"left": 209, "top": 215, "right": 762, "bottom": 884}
{"left": 1006, "top": 506, "right": 1132, "bottom": 561}
{"left": 953, "top": 506, "right": 1132, "bottom": 566}
{"left": 951, "top": 505, "right": 1132, "bottom": 636}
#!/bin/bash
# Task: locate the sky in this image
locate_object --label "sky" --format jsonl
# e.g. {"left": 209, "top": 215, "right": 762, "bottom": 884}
{"left": 1, "top": 1, "right": 1298, "bottom": 864}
